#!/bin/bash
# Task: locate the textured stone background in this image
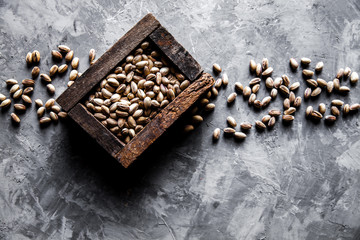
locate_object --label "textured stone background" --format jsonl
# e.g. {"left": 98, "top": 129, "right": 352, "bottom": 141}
{"left": 1, "top": 0, "right": 360, "bottom": 239}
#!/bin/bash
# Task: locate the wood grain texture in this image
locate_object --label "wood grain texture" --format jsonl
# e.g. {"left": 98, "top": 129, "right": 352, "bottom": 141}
{"left": 149, "top": 26, "right": 203, "bottom": 81}
{"left": 116, "top": 73, "right": 214, "bottom": 168}
{"left": 68, "top": 103, "right": 125, "bottom": 157}
{"left": 57, "top": 13, "right": 161, "bottom": 112}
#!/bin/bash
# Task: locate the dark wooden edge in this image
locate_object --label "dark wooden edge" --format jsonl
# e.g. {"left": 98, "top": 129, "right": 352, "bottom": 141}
{"left": 149, "top": 26, "right": 203, "bottom": 81}
{"left": 68, "top": 103, "right": 125, "bottom": 157}
{"left": 116, "top": 73, "right": 214, "bottom": 168}
{"left": 57, "top": 13, "right": 161, "bottom": 112}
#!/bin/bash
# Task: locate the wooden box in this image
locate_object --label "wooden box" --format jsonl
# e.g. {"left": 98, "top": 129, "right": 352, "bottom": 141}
{"left": 56, "top": 13, "right": 214, "bottom": 168}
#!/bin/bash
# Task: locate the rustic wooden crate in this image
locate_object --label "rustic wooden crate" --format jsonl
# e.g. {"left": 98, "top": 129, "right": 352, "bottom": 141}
{"left": 56, "top": 13, "right": 214, "bottom": 168}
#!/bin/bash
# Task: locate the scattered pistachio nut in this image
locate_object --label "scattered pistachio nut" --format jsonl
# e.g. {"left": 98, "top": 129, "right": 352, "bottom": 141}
{"left": 0, "top": 93, "right": 6, "bottom": 102}
{"left": 9, "top": 84, "right": 20, "bottom": 94}
{"left": 35, "top": 99, "right": 43, "bottom": 107}
{"left": 192, "top": 115, "right": 203, "bottom": 124}
{"left": 58, "top": 64, "right": 68, "bottom": 74}
{"left": 47, "top": 84, "right": 55, "bottom": 95}
{"left": 319, "top": 103, "right": 326, "bottom": 115}
{"left": 253, "top": 99, "right": 262, "bottom": 109}
{"left": 58, "top": 112, "right": 68, "bottom": 119}
{"left": 235, "top": 82, "right": 243, "bottom": 93}
{"left": 31, "top": 66, "right": 40, "bottom": 78}
{"left": 32, "top": 50, "right": 40, "bottom": 63}
{"left": 279, "top": 85, "right": 289, "bottom": 96}
{"left": 311, "top": 87, "right": 322, "bottom": 97}
{"left": 262, "top": 67, "right": 273, "bottom": 77}
{"left": 13, "top": 89, "right": 23, "bottom": 99}
{"left": 23, "top": 87, "right": 34, "bottom": 95}
{"left": 45, "top": 98, "right": 55, "bottom": 109}
{"left": 333, "top": 78, "right": 340, "bottom": 90}
{"left": 289, "top": 92, "right": 295, "bottom": 105}
{"left": 316, "top": 78, "right": 327, "bottom": 88}
{"left": 269, "top": 109, "right": 281, "bottom": 117}
{"left": 51, "top": 105, "right": 61, "bottom": 113}
{"left": 89, "top": 49, "right": 96, "bottom": 62}
{"left": 248, "top": 93, "right": 256, "bottom": 105}
{"left": 289, "top": 82, "right": 300, "bottom": 91}
{"left": 213, "top": 128, "right": 221, "bottom": 140}
{"left": 26, "top": 52, "right": 32, "bottom": 65}
{"left": 50, "top": 111, "right": 58, "bottom": 122}
{"left": 227, "top": 92, "right": 237, "bottom": 103}
{"left": 268, "top": 117, "right": 276, "bottom": 128}
{"left": 69, "top": 70, "right": 78, "bottom": 81}
{"left": 306, "top": 79, "right": 318, "bottom": 88}
{"left": 204, "top": 103, "right": 215, "bottom": 112}
{"left": 315, "top": 62, "right": 324, "bottom": 72}
{"left": 274, "top": 77, "right": 282, "bottom": 88}
{"left": 325, "top": 115, "right": 336, "bottom": 123}
{"left": 282, "top": 115, "right": 295, "bottom": 122}
{"left": 227, "top": 116, "right": 237, "bottom": 127}
{"left": 255, "top": 120, "right": 266, "bottom": 130}
{"left": 350, "top": 72, "right": 358, "bottom": 84}
{"left": 224, "top": 127, "right": 235, "bottom": 134}
{"left": 331, "top": 106, "right": 340, "bottom": 116}
{"left": 265, "top": 77, "right": 274, "bottom": 89}
{"left": 350, "top": 103, "right": 360, "bottom": 111}
{"left": 214, "top": 78, "right": 222, "bottom": 88}
{"left": 283, "top": 98, "right": 290, "bottom": 109}
{"left": 301, "top": 57, "right": 311, "bottom": 65}
{"left": 184, "top": 125, "right": 194, "bottom": 133}
{"left": 49, "top": 65, "right": 58, "bottom": 77}
{"left": 293, "top": 97, "right": 302, "bottom": 108}
{"left": 339, "top": 86, "right": 350, "bottom": 94}
{"left": 249, "top": 78, "right": 261, "bottom": 86}
{"left": 234, "top": 132, "right": 247, "bottom": 140}
{"left": 6, "top": 79, "right": 18, "bottom": 86}
{"left": 14, "top": 103, "right": 26, "bottom": 111}
{"left": 249, "top": 60, "right": 257, "bottom": 73}
{"left": 344, "top": 67, "right": 351, "bottom": 78}
{"left": 222, "top": 73, "right": 229, "bottom": 86}
{"left": 261, "top": 115, "right": 271, "bottom": 124}
{"left": 331, "top": 99, "right": 344, "bottom": 106}
{"left": 343, "top": 104, "right": 350, "bottom": 115}
{"left": 0, "top": 99, "right": 11, "bottom": 108}
{"left": 68, "top": 81, "right": 74, "bottom": 87}
{"left": 261, "top": 96, "right": 271, "bottom": 108}
{"left": 213, "top": 63, "right": 222, "bottom": 73}
{"left": 40, "top": 74, "right": 52, "bottom": 83}
{"left": 284, "top": 107, "right": 296, "bottom": 115}
{"left": 282, "top": 75, "right": 290, "bottom": 87}
{"left": 311, "top": 110, "right": 323, "bottom": 120}
{"left": 184, "top": 124, "right": 194, "bottom": 133}
{"left": 289, "top": 58, "right": 299, "bottom": 70}
{"left": 336, "top": 68, "right": 344, "bottom": 79}
{"left": 262, "top": 58, "right": 269, "bottom": 70}
{"left": 240, "top": 122, "right": 252, "bottom": 130}
{"left": 58, "top": 45, "right": 71, "bottom": 53}
{"left": 327, "top": 81, "right": 334, "bottom": 93}
{"left": 51, "top": 50, "right": 62, "bottom": 61}
{"left": 22, "top": 95, "right": 32, "bottom": 104}
{"left": 270, "top": 88, "right": 278, "bottom": 99}
{"left": 71, "top": 57, "right": 80, "bottom": 69}
{"left": 306, "top": 106, "right": 313, "bottom": 117}
{"left": 252, "top": 84, "right": 260, "bottom": 94}
{"left": 11, "top": 113, "right": 20, "bottom": 123}
{"left": 22, "top": 79, "right": 35, "bottom": 87}
{"left": 39, "top": 116, "right": 52, "bottom": 125}
{"left": 255, "top": 63, "right": 262, "bottom": 76}
{"left": 65, "top": 50, "right": 74, "bottom": 62}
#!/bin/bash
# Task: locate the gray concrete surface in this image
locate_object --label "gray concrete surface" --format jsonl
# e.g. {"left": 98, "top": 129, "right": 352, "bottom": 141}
{"left": 1, "top": 0, "right": 360, "bottom": 239}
